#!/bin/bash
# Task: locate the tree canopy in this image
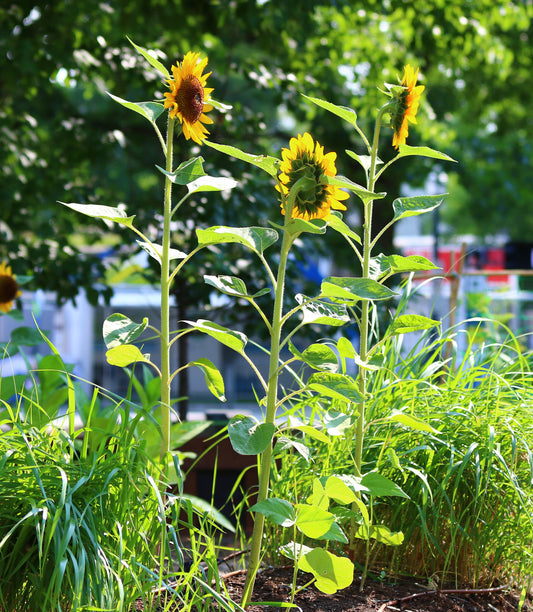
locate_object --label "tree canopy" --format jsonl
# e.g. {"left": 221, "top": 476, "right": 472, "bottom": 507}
{"left": 1, "top": 0, "right": 532, "bottom": 304}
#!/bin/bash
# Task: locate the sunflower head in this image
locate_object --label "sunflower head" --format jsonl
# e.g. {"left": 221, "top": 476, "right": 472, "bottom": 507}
{"left": 388, "top": 64, "right": 425, "bottom": 149}
{"left": 163, "top": 51, "right": 214, "bottom": 144}
{"left": 276, "top": 132, "right": 349, "bottom": 221}
{"left": 0, "top": 262, "right": 22, "bottom": 314}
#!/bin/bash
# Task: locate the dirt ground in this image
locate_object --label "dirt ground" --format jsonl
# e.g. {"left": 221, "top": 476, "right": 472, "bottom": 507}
{"left": 224, "top": 566, "right": 531, "bottom": 612}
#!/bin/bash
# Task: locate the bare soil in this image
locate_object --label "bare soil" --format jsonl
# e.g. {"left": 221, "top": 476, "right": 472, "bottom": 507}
{"left": 224, "top": 566, "right": 531, "bottom": 612}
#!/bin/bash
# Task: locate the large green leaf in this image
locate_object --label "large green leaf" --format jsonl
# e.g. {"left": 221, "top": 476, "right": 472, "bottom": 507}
{"left": 184, "top": 319, "right": 247, "bottom": 354}
{"left": 295, "top": 504, "right": 334, "bottom": 538}
{"left": 386, "top": 314, "right": 440, "bottom": 336}
{"left": 361, "top": 472, "right": 410, "bottom": 499}
{"left": 303, "top": 94, "right": 358, "bottom": 129}
{"left": 397, "top": 144, "right": 456, "bottom": 163}
{"left": 289, "top": 341, "right": 338, "bottom": 372}
{"left": 370, "top": 254, "right": 439, "bottom": 279}
{"left": 106, "top": 93, "right": 165, "bottom": 125}
{"left": 105, "top": 344, "right": 150, "bottom": 367}
{"left": 354, "top": 524, "right": 404, "bottom": 546}
{"left": 103, "top": 313, "right": 148, "bottom": 349}
{"left": 321, "top": 277, "right": 397, "bottom": 301}
{"left": 228, "top": 415, "right": 275, "bottom": 455}
{"left": 204, "top": 275, "right": 270, "bottom": 299}
{"left": 392, "top": 194, "right": 446, "bottom": 222}
{"left": 205, "top": 141, "right": 280, "bottom": 177}
{"left": 10, "top": 326, "right": 48, "bottom": 347}
{"left": 128, "top": 37, "right": 170, "bottom": 78}
{"left": 0, "top": 374, "right": 27, "bottom": 402}
{"left": 307, "top": 372, "right": 363, "bottom": 403}
{"left": 296, "top": 294, "right": 350, "bottom": 326}
{"left": 156, "top": 157, "right": 206, "bottom": 185}
{"left": 250, "top": 498, "right": 296, "bottom": 527}
{"left": 196, "top": 226, "right": 278, "bottom": 254}
{"left": 58, "top": 202, "right": 136, "bottom": 228}
{"left": 187, "top": 175, "right": 238, "bottom": 194}
{"left": 299, "top": 548, "right": 354, "bottom": 594}
{"left": 326, "top": 175, "right": 385, "bottom": 202}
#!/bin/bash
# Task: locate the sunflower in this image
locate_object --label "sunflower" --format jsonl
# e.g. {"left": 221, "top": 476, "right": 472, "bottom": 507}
{"left": 0, "top": 262, "right": 22, "bottom": 314}
{"left": 277, "top": 132, "right": 349, "bottom": 221}
{"left": 163, "top": 51, "right": 214, "bottom": 144}
{"left": 389, "top": 64, "right": 425, "bottom": 149}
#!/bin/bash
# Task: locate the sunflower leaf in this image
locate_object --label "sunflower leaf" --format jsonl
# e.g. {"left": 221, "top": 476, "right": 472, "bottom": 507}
{"left": 205, "top": 141, "right": 280, "bottom": 177}
{"left": 295, "top": 294, "right": 350, "bottom": 326}
{"left": 204, "top": 275, "right": 270, "bottom": 299}
{"left": 136, "top": 241, "right": 188, "bottom": 264}
{"left": 103, "top": 313, "right": 148, "bottom": 349}
{"left": 157, "top": 157, "right": 206, "bottom": 185}
{"left": 127, "top": 37, "right": 170, "bottom": 78}
{"left": 385, "top": 314, "right": 440, "bottom": 336}
{"left": 196, "top": 226, "right": 278, "bottom": 254}
{"left": 58, "top": 202, "right": 136, "bottom": 228}
{"left": 327, "top": 212, "right": 361, "bottom": 244}
{"left": 303, "top": 94, "right": 358, "bottom": 129}
{"left": 307, "top": 372, "right": 363, "bottom": 403}
{"left": 184, "top": 319, "right": 247, "bottom": 354}
{"left": 189, "top": 358, "right": 226, "bottom": 401}
{"left": 392, "top": 194, "right": 446, "bottom": 221}
{"left": 187, "top": 175, "right": 238, "bottom": 194}
{"left": 106, "top": 93, "right": 165, "bottom": 125}
{"left": 321, "top": 277, "right": 397, "bottom": 302}
{"left": 326, "top": 175, "right": 385, "bottom": 203}
{"left": 346, "top": 150, "right": 383, "bottom": 173}
{"left": 370, "top": 253, "right": 440, "bottom": 279}
{"left": 285, "top": 218, "right": 327, "bottom": 235}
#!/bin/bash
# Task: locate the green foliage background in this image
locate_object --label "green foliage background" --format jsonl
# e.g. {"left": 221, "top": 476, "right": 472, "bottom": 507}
{"left": 2, "top": 0, "right": 532, "bottom": 304}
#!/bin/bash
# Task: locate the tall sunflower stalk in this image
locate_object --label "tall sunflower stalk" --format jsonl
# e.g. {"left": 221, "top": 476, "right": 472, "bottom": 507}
{"left": 240, "top": 132, "right": 349, "bottom": 607}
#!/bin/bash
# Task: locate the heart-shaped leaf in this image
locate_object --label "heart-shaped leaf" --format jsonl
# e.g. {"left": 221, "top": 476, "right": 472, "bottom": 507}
{"left": 103, "top": 313, "right": 148, "bottom": 349}
{"left": 228, "top": 415, "right": 275, "bottom": 455}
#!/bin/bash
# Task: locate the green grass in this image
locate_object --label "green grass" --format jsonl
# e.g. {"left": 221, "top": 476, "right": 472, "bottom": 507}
{"left": 266, "top": 318, "right": 533, "bottom": 589}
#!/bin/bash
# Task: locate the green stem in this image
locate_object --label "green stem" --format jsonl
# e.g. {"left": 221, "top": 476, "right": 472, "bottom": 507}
{"left": 160, "top": 115, "right": 175, "bottom": 465}
{"left": 350, "top": 105, "right": 388, "bottom": 562}
{"left": 241, "top": 207, "right": 298, "bottom": 609}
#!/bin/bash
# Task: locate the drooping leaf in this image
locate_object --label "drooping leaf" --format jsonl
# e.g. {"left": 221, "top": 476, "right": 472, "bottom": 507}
{"left": 10, "top": 326, "right": 48, "bottom": 347}
{"left": 324, "top": 475, "right": 358, "bottom": 504}
{"left": 326, "top": 212, "right": 362, "bottom": 243}
{"left": 392, "top": 194, "right": 446, "bottom": 222}
{"left": 106, "top": 93, "right": 165, "bottom": 125}
{"left": 196, "top": 226, "right": 278, "bottom": 254}
{"left": 321, "top": 277, "right": 397, "bottom": 302}
{"left": 346, "top": 149, "right": 383, "bottom": 173}
{"left": 322, "top": 411, "right": 354, "bottom": 436}
{"left": 103, "top": 313, "right": 148, "bottom": 349}
{"left": 205, "top": 141, "right": 280, "bottom": 177}
{"left": 136, "top": 241, "right": 187, "bottom": 264}
{"left": 275, "top": 435, "right": 311, "bottom": 462}
{"left": 354, "top": 524, "right": 404, "bottom": 546}
{"left": 284, "top": 217, "right": 327, "bottom": 236}
{"left": 250, "top": 498, "right": 296, "bottom": 527}
{"left": 228, "top": 414, "right": 275, "bottom": 455}
{"left": 296, "top": 294, "right": 350, "bottom": 326}
{"left": 307, "top": 372, "right": 363, "bottom": 403}
{"left": 189, "top": 358, "right": 226, "bottom": 401}
{"left": 299, "top": 547, "right": 354, "bottom": 594}
{"left": 59, "top": 202, "right": 136, "bottom": 228}
{"left": 292, "top": 425, "right": 331, "bottom": 445}
{"left": 184, "top": 319, "right": 247, "bottom": 354}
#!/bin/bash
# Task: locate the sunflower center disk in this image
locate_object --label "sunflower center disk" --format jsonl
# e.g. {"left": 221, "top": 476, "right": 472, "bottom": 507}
{"left": 288, "top": 157, "right": 326, "bottom": 216}
{"left": 0, "top": 275, "right": 19, "bottom": 303}
{"left": 176, "top": 76, "right": 205, "bottom": 124}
